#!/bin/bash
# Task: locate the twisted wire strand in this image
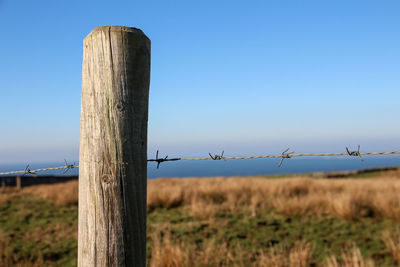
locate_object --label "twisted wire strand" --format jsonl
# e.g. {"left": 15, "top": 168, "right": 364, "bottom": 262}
{"left": 0, "top": 150, "right": 399, "bottom": 176}
{"left": 181, "top": 150, "right": 400, "bottom": 160}
{"left": 0, "top": 165, "right": 79, "bottom": 176}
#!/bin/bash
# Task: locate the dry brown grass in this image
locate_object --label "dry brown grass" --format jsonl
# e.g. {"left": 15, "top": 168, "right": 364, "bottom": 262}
{"left": 257, "top": 240, "right": 313, "bottom": 267}
{"left": 0, "top": 180, "right": 78, "bottom": 207}
{"left": 149, "top": 230, "right": 313, "bottom": 267}
{"left": 22, "top": 180, "right": 78, "bottom": 206}
{"left": 326, "top": 245, "right": 375, "bottom": 267}
{"left": 0, "top": 186, "right": 21, "bottom": 205}
{"left": 148, "top": 170, "right": 400, "bottom": 220}
{"left": 148, "top": 233, "right": 375, "bottom": 267}
{"left": 1, "top": 169, "right": 399, "bottom": 220}
{"left": 149, "top": 231, "right": 190, "bottom": 267}
{"left": 383, "top": 230, "right": 400, "bottom": 266}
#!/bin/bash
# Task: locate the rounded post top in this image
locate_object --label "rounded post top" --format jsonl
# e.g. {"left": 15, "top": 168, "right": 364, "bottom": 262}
{"left": 85, "top": 26, "right": 149, "bottom": 40}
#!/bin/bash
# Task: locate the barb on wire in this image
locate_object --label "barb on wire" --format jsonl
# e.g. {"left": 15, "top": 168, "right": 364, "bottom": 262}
{"left": 147, "top": 150, "right": 181, "bottom": 169}
{"left": 63, "top": 159, "right": 77, "bottom": 174}
{"left": 346, "top": 145, "right": 363, "bottom": 162}
{"left": 23, "top": 165, "right": 36, "bottom": 176}
{"left": 209, "top": 150, "right": 226, "bottom": 161}
{"left": 278, "top": 148, "right": 295, "bottom": 167}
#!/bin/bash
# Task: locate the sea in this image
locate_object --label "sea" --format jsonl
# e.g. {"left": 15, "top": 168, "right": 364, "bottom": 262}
{"left": 1, "top": 155, "right": 399, "bottom": 178}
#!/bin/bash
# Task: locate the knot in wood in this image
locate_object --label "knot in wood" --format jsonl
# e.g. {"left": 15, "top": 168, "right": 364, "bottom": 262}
{"left": 101, "top": 174, "right": 112, "bottom": 184}
{"left": 115, "top": 101, "right": 126, "bottom": 112}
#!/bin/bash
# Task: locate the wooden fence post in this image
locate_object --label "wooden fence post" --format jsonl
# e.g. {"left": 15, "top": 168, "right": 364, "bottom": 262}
{"left": 78, "top": 26, "right": 150, "bottom": 267}
{"left": 16, "top": 176, "right": 21, "bottom": 190}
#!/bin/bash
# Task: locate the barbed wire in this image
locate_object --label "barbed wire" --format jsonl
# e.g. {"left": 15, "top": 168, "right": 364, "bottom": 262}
{"left": 179, "top": 150, "right": 400, "bottom": 160}
{"left": 1, "top": 146, "right": 399, "bottom": 176}
{"left": 0, "top": 160, "right": 79, "bottom": 176}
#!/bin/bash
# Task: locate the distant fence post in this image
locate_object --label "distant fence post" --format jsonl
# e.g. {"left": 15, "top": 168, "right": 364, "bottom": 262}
{"left": 78, "top": 26, "right": 150, "bottom": 266}
{"left": 16, "top": 176, "right": 21, "bottom": 190}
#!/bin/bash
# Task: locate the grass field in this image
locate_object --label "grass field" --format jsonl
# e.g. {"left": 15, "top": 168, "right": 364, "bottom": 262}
{"left": 1, "top": 168, "right": 400, "bottom": 266}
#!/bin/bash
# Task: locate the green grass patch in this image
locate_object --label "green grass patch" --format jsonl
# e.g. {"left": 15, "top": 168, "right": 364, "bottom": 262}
{"left": 0, "top": 195, "right": 77, "bottom": 266}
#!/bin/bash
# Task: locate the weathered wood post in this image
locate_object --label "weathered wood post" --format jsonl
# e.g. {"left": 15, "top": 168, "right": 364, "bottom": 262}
{"left": 16, "top": 176, "right": 21, "bottom": 190}
{"left": 79, "top": 26, "right": 150, "bottom": 266}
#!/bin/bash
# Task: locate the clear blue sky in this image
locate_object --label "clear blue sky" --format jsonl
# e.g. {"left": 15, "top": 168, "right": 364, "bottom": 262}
{"left": 0, "top": 0, "right": 399, "bottom": 163}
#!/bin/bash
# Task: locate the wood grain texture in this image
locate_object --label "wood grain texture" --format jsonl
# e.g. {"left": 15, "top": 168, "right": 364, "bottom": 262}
{"left": 79, "top": 26, "right": 150, "bottom": 267}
